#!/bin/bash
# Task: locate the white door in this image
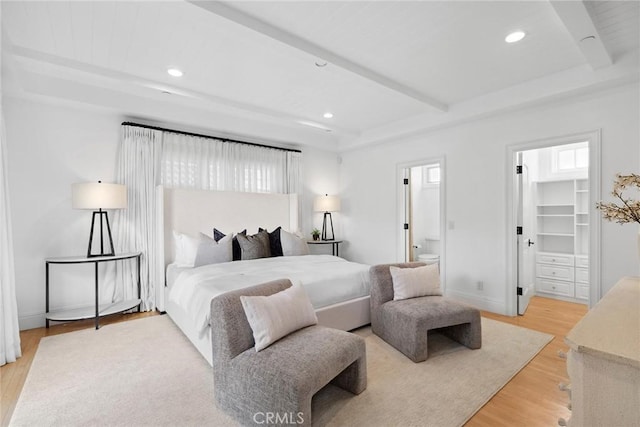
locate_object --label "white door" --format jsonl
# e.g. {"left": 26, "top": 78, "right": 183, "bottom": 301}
{"left": 517, "top": 154, "right": 536, "bottom": 315}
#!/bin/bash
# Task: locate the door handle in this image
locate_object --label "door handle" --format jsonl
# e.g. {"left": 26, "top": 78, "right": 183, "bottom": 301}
{"left": 527, "top": 239, "right": 535, "bottom": 247}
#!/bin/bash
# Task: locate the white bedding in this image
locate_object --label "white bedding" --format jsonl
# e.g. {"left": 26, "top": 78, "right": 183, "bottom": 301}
{"left": 168, "top": 255, "right": 370, "bottom": 338}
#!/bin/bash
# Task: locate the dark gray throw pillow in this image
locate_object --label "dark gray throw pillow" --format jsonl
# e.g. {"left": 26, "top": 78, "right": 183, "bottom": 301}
{"left": 259, "top": 226, "right": 283, "bottom": 257}
{"left": 236, "top": 230, "right": 271, "bottom": 260}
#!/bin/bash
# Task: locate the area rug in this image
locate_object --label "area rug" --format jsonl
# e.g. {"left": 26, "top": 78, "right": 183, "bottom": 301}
{"left": 10, "top": 315, "right": 552, "bottom": 427}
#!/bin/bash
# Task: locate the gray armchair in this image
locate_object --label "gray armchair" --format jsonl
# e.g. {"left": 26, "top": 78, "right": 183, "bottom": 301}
{"left": 210, "top": 278, "right": 367, "bottom": 426}
{"left": 370, "top": 263, "right": 481, "bottom": 362}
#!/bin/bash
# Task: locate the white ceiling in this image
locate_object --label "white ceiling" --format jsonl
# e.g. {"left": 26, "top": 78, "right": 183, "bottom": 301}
{"left": 1, "top": 1, "right": 639, "bottom": 151}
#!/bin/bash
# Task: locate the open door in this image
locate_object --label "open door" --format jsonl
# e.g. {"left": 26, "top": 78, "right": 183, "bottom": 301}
{"left": 516, "top": 153, "right": 535, "bottom": 315}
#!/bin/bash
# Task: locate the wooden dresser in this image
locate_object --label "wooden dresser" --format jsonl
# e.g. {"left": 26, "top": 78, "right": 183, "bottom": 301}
{"left": 564, "top": 276, "right": 640, "bottom": 426}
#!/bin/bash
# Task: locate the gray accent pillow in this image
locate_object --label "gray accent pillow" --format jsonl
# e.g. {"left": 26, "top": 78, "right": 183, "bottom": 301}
{"left": 280, "top": 229, "right": 310, "bottom": 256}
{"left": 194, "top": 233, "right": 233, "bottom": 267}
{"left": 236, "top": 230, "right": 272, "bottom": 260}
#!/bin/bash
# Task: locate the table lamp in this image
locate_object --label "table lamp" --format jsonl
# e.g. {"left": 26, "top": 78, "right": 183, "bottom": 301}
{"left": 72, "top": 181, "right": 127, "bottom": 257}
{"left": 313, "top": 194, "right": 341, "bottom": 240}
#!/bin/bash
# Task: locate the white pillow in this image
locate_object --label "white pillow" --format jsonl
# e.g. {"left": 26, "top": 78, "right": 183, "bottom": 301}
{"left": 194, "top": 233, "right": 232, "bottom": 267}
{"left": 279, "top": 229, "right": 310, "bottom": 256}
{"left": 173, "top": 231, "right": 200, "bottom": 267}
{"left": 390, "top": 264, "right": 442, "bottom": 300}
{"left": 240, "top": 283, "right": 318, "bottom": 352}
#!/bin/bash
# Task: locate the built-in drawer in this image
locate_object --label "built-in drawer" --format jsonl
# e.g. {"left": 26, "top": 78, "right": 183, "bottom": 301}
{"left": 576, "top": 268, "right": 589, "bottom": 284}
{"left": 575, "top": 256, "right": 589, "bottom": 268}
{"left": 575, "top": 284, "right": 589, "bottom": 300}
{"left": 537, "top": 279, "right": 574, "bottom": 297}
{"left": 536, "top": 253, "right": 574, "bottom": 267}
{"left": 536, "top": 264, "right": 575, "bottom": 282}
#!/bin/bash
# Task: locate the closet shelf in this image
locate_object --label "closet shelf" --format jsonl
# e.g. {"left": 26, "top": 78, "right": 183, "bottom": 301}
{"left": 534, "top": 177, "right": 589, "bottom": 306}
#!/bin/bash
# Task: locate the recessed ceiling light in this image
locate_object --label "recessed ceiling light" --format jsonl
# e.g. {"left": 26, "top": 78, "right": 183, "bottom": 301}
{"left": 505, "top": 31, "right": 526, "bottom": 43}
{"left": 315, "top": 60, "right": 328, "bottom": 67}
{"left": 167, "top": 68, "right": 183, "bottom": 77}
{"left": 323, "top": 112, "right": 333, "bottom": 119}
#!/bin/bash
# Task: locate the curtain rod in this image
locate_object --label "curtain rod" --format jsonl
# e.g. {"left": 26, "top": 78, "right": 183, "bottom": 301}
{"left": 121, "top": 122, "right": 302, "bottom": 153}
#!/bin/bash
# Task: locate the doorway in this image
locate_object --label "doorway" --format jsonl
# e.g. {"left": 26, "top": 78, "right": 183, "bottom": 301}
{"left": 398, "top": 158, "right": 446, "bottom": 289}
{"left": 507, "top": 131, "right": 601, "bottom": 316}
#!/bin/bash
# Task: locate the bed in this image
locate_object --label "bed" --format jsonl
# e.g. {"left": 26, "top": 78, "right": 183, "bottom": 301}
{"left": 155, "top": 186, "right": 371, "bottom": 365}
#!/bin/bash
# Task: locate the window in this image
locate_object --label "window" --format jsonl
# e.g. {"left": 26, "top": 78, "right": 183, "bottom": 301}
{"left": 422, "top": 165, "right": 441, "bottom": 186}
{"left": 552, "top": 142, "right": 589, "bottom": 172}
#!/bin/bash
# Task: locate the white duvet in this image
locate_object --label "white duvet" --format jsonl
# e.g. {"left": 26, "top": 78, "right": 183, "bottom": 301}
{"left": 168, "top": 255, "right": 370, "bottom": 337}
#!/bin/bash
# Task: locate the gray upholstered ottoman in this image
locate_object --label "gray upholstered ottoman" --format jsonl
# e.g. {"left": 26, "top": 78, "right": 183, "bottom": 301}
{"left": 210, "top": 279, "right": 367, "bottom": 426}
{"left": 370, "top": 263, "right": 481, "bottom": 363}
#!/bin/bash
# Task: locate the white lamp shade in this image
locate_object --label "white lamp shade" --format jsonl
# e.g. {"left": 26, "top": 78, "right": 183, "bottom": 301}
{"left": 314, "top": 194, "right": 341, "bottom": 212}
{"left": 72, "top": 182, "right": 127, "bottom": 210}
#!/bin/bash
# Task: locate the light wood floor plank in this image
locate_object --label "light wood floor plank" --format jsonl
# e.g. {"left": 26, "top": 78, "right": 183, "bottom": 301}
{"left": 467, "top": 296, "right": 587, "bottom": 426}
{"left": 1, "top": 297, "right": 586, "bottom": 427}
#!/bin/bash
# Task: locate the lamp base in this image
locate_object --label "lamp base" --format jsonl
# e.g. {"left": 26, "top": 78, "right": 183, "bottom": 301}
{"left": 87, "top": 210, "right": 116, "bottom": 258}
{"left": 321, "top": 212, "right": 335, "bottom": 241}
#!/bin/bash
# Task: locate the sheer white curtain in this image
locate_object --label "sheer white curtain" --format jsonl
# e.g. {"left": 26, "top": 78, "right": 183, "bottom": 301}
{"left": 161, "top": 132, "right": 301, "bottom": 194}
{"left": 1, "top": 113, "right": 21, "bottom": 366}
{"left": 110, "top": 126, "right": 163, "bottom": 310}
{"left": 111, "top": 126, "right": 302, "bottom": 310}
{"left": 286, "top": 151, "right": 302, "bottom": 195}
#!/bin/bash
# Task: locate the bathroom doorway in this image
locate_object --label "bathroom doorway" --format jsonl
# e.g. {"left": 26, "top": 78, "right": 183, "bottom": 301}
{"left": 399, "top": 158, "right": 446, "bottom": 288}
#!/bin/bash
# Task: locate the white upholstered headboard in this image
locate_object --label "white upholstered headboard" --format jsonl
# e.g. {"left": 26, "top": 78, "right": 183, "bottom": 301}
{"left": 155, "top": 185, "right": 298, "bottom": 310}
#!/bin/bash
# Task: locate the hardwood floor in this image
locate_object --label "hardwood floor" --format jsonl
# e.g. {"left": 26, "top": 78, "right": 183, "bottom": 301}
{"left": 467, "top": 296, "right": 588, "bottom": 427}
{"left": 1, "top": 297, "right": 587, "bottom": 427}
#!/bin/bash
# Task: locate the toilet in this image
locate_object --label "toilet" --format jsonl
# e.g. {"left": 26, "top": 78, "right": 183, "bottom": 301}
{"left": 418, "top": 253, "right": 440, "bottom": 265}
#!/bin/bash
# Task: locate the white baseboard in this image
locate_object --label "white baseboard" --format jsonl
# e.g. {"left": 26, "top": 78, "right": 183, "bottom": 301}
{"left": 19, "top": 301, "right": 93, "bottom": 330}
{"left": 18, "top": 301, "right": 135, "bottom": 331}
{"left": 445, "top": 289, "right": 508, "bottom": 315}
{"left": 19, "top": 312, "right": 46, "bottom": 330}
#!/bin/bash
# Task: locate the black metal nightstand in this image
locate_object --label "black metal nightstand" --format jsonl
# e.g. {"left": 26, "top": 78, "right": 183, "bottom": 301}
{"left": 307, "top": 240, "right": 343, "bottom": 257}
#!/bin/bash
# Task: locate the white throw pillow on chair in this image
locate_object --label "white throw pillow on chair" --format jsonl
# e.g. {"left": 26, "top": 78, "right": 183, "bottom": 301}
{"left": 241, "top": 283, "right": 318, "bottom": 351}
{"left": 390, "top": 264, "right": 442, "bottom": 300}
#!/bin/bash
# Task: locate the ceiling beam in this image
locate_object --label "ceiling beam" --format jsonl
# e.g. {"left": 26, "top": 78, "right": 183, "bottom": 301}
{"left": 187, "top": 1, "right": 448, "bottom": 113}
{"left": 550, "top": 1, "right": 612, "bottom": 70}
{"left": 7, "top": 44, "right": 358, "bottom": 137}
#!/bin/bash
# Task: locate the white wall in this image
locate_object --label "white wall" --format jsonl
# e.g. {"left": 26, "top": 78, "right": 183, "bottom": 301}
{"left": 302, "top": 148, "right": 341, "bottom": 240}
{"left": 4, "top": 96, "right": 339, "bottom": 330}
{"left": 340, "top": 83, "right": 640, "bottom": 314}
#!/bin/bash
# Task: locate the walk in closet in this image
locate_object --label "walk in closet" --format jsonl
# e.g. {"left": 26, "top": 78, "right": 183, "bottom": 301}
{"left": 524, "top": 142, "right": 589, "bottom": 304}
